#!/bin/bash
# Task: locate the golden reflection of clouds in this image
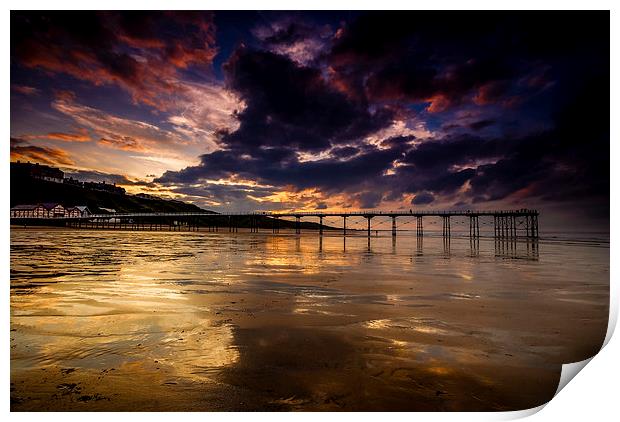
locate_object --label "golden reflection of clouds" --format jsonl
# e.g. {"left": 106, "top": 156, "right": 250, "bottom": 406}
{"left": 391, "top": 339, "right": 409, "bottom": 348}
{"left": 426, "top": 366, "right": 453, "bottom": 376}
{"left": 364, "top": 319, "right": 392, "bottom": 329}
{"left": 242, "top": 235, "right": 335, "bottom": 275}
{"left": 363, "top": 318, "right": 452, "bottom": 336}
{"left": 11, "top": 249, "right": 239, "bottom": 382}
{"left": 292, "top": 307, "right": 348, "bottom": 316}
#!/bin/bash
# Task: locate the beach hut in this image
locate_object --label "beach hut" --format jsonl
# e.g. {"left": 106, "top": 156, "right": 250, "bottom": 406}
{"left": 41, "top": 203, "right": 66, "bottom": 218}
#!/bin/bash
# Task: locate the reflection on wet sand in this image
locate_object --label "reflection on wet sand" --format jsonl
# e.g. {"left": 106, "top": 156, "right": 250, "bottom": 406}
{"left": 470, "top": 238, "right": 480, "bottom": 257}
{"left": 495, "top": 238, "right": 540, "bottom": 260}
{"left": 10, "top": 229, "right": 608, "bottom": 411}
{"left": 443, "top": 236, "right": 451, "bottom": 257}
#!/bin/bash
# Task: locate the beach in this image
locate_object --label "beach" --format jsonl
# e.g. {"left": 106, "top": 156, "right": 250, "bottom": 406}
{"left": 10, "top": 228, "right": 609, "bottom": 411}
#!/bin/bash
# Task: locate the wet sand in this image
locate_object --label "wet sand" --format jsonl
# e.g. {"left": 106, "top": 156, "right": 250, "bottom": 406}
{"left": 10, "top": 228, "right": 608, "bottom": 411}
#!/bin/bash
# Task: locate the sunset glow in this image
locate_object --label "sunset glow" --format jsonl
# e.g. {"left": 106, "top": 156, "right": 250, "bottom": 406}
{"left": 10, "top": 11, "right": 609, "bottom": 228}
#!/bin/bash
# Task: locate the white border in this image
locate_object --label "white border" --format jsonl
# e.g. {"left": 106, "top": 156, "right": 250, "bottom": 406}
{"left": 3, "top": 1, "right": 617, "bottom": 421}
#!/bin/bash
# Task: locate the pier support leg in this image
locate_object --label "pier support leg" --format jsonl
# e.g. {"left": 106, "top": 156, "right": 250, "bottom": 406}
{"left": 391, "top": 216, "right": 397, "bottom": 237}
{"left": 366, "top": 216, "right": 372, "bottom": 237}
{"left": 343, "top": 216, "right": 347, "bottom": 236}
{"left": 416, "top": 216, "right": 423, "bottom": 237}
{"left": 470, "top": 216, "right": 479, "bottom": 238}
{"left": 295, "top": 216, "right": 300, "bottom": 235}
{"left": 526, "top": 215, "right": 530, "bottom": 238}
{"left": 319, "top": 216, "right": 323, "bottom": 235}
{"left": 498, "top": 216, "right": 502, "bottom": 238}
{"left": 442, "top": 216, "right": 451, "bottom": 238}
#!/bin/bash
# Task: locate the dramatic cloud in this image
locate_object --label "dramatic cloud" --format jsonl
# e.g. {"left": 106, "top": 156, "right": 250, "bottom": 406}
{"left": 221, "top": 47, "right": 394, "bottom": 152}
{"left": 98, "top": 135, "right": 145, "bottom": 152}
{"left": 44, "top": 129, "right": 91, "bottom": 142}
{"left": 11, "top": 11, "right": 217, "bottom": 108}
{"left": 12, "top": 85, "right": 40, "bottom": 96}
{"left": 51, "top": 94, "right": 182, "bottom": 153}
{"left": 156, "top": 46, "right": 405, "bottom": 205}
{"left": 155, "top": 11, "right": 608, "bottom": 215}
{"left": 165, "top": 81, "right": 244, "bottom": 149}
{"left": 253, "top": 19, "right": 333, "bottom": 65}
{"left": 412, "top": 191, "right": 435, "bottom": 205}
{"left": 10, "top": 11, "right": 610, "bottom": 222}
{"left": 10, "top": 137, "right": 74, "bottom": 166}
{"left": 327, "top": 12, "right": 605, "bottom": 112}
{"left": 18, "top": 129, "right": 92, "bottom": 143}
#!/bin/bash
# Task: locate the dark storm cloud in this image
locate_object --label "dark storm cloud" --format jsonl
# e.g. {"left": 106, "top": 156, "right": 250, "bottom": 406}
{"left": 327, "top": 11, "right": 608, "bottom": 109}
{"left": 262, "top": 22, "right": 316, "bottom": 46}
{"left": 156, "top": 11, "right": 607, "bottom": 214}
{"left": 252, "top": 17, "right": 334, "bottom": 66}
{"left": 171, "top": 183, "right": 278, "bottom": 202}
{"left": 159, "top": 143, "right": 402, "bottom": 193}
{"left": 11, "top": 11, "right": 216, "bottom": 107}
{"left": 330, "top": 146, "right": 359, "bottom": 159}
{"left": 422, "top": 169, "right": 478, "bottom": 196}
{"left": 394, "top": 72, "right": 609, "bottom": 205}
{"left": 411, "top": 191, "right": 434, "bottom": 205}
{"left": 354, "top": 191, "right": 383, "bottom": 209}
{"left": 402, "top": 136, "right": 502, "bottom": 171}
{"left": 221, "top": 47, "right": 393, "bottom": 152}
{"left": 380, "top": 135, "right": 415, "bottom": 150}
{"left": 168, "top": 182, "right": 309, "bottom": 211}
{"left": 328, "top": 12, "right": 517, "bottom": 107}
{"left": 469, "top": 120, "right": 495, "bottom": 131}
{"left": 157, "top": 46, "right": 399, "bottom": 201}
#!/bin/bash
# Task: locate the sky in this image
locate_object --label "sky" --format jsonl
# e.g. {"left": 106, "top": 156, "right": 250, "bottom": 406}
{"left": 10, "top": 11, "right": 610, "bottom": 229}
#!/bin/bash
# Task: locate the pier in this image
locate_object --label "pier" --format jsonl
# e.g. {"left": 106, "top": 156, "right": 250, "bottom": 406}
{"left": 12, "top": 209, "right": 539, "bottom": 239}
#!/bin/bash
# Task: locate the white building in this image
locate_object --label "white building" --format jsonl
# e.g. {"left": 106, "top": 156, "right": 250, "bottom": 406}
{"left": 11, "top": 204, "right": 46, "bottom": 218}
{"left": 41, "top": 203, "right": 66, "bottom": 218}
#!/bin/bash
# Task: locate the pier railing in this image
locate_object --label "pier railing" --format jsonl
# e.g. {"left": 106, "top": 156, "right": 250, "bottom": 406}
{"left": 11, "top": 208, "right": 539, "bottom": 239}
